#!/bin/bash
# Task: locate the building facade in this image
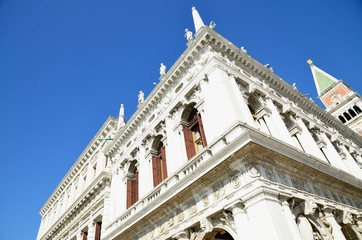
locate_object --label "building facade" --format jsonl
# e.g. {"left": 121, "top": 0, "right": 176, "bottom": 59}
{"left": 37, "top": 8, "right": 362, "bottom": 240}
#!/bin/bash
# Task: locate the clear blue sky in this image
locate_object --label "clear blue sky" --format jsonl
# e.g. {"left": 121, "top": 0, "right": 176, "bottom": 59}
{"left": 1, "top": 0, "right": 361, "bottom": 239}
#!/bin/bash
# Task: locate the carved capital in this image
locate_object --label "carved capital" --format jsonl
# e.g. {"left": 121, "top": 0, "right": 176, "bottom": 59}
{"left": 172, "top": 230, "right": 189, "bottom": 240}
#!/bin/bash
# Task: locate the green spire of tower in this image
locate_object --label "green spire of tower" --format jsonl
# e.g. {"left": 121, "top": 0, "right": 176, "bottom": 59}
{"left": 307, "top": 59, "right": 339, "bottom": 96}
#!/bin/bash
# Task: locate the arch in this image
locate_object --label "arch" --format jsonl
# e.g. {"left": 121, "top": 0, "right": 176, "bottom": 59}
{"left": 181, "top": 104, "right": 207, "bottom": 160}
{"left": 354, "top": 105, "right": 362, "bottom": 114}
{"left": 338, "top": 115, "right": 346, "bottom": 123}
{"left": 198, "top": 227, "right": 237, "bottom": 240}
{"left": 151, "top": 135, "right": 168, "bottom": 187}
{"left": 343, "top": 112, "right": 351, "bottom": 121}
{"left": 348, "top": 109, "right": 357, "bottom": 117}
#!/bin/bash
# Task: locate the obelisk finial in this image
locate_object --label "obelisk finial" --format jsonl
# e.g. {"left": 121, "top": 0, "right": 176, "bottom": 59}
{"left": 192, "top": 7, "right": 205, "bottom": 33}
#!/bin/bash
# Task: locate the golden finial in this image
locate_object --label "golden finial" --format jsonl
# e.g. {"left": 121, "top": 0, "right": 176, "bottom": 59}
{"left": 307, "top": 59, "right": 313, "bottom": 65}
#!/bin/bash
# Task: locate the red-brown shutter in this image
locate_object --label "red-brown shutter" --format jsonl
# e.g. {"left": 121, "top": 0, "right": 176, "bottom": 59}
{"left": 105, "top": 156, "right": 108, "bottom": 167}
{"left": 83, "top": 232, "right": 88, "bottom": 240}
{"left": 126, "top": 179, "right": 132, "bottom": 208}
{"left": 197, "top": 113, "right": 207, "bottom": 147}
{"left": 94, "top": 222, "right": 101, "bottom": 240}
{"left": 152, "top": 156, "right": 159, "bottom": 187}
{"left": 161, "top": 147, "right": 168, "bottom": 180}
{"left": 183, "top": 126, "right": 196, "bottom": 159}
{"left": 135, "top": 170, "right": 139, "bottom": 202}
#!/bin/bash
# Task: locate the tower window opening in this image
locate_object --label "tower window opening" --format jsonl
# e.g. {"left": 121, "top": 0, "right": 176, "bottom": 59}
{"left": 343, "top": 112, "right": 351, "bottom": 121}
{"left": 348, "top": 109, "right": 356, "bottom": 117}
{"left": 338, "top": 115, "right": 346, "bottom": 123}
{"left": 353, "top": 105, "right": 362, "bottom": 114}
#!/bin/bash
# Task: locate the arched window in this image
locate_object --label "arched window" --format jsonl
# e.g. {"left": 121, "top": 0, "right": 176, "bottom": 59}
{"left": 126, "top": 161, "right": 138, "bottom": 208}
{"left": 338, "top": 115, "right": 346, "bottom": 123}
{"left": 343, "top": 112, "right": 351, "bottom": 121}
{"left": 348, "top": 109, "right": 357, "bottom": 117}
{"left": 182, "top": 105, "right": 207, "bottom": 160}
{"left": 353, "top": 105, "right": 361, "bottom": 114}
{"left": 151, "top": 136, "right": 168, "bottom": 187}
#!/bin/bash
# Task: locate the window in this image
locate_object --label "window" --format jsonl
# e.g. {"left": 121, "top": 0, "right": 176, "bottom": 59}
{"left": 354, "top": 105, "right": 362, "bottom": 114}
{"left": 182, "top": 108, "right": 207, "bottom": 160}
{"left": 152, "top": 139, "right": 168, "bottom": 187}
{"left": 338, "top": 115, "right": 346, "bottom": 123}
{"left": 94, "top": 222, "right": 102, "bottom": 240}
{"left": 348, "top": 109, "right": 357, "bottom": 117}
{"left": 343, "top": 112, "right": 351, "bottom": 121}
{"left": 126, "top": 165, "right": 138, "bottom": 208}
{"left": 82, "top": 232, "right": 88, "bottom": 240}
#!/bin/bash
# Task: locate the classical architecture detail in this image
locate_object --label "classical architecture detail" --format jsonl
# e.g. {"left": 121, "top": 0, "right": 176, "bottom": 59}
{"left": 37, "top": 7, "right": 362, "bottom": 240}
{"left": 160, "top": 63, "right": 166, "bottom": 76}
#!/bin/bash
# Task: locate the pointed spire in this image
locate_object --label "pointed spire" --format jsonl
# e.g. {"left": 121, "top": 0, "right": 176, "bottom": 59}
{"left": 117, "top": 104, "right": 125, "bottom": 130}
{"left": 192, "top": 7, "right": 205, "bottom": 33}
{"left": 307, "top": 59, "right": 338, "bottom": 96}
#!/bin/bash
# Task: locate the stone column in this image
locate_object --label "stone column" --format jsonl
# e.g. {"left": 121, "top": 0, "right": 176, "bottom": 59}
{"left": 280, "top": 198, "right": 303, "bottom": 240}
{"left": 102, "top": 181, "right": 111, "bottom": 227}
{"left": 294, "top": 116, "right": 326, "bottom": 161}
{"left": 230, "top": 202, "right": 254, "bottom": 240}
{"left": 76, "top": 232, "right": 83, "bottom": 240}
{"left": 339, "top": 144, "right": 362, "bottom": 178}
{"left": 243, "top": 187, "right": 295, "bottom": 240}
{"left": 200, "top": 66, "right": 239, "bottom": 142}
{"left": 319, "top": 132, "right": 348, "bottom": 171}
{"left": 323, "top": 207, "right": 347, "bottom": 240}
{"left": 265, "top": 98, "right": 295, "bottom": 144}
{"left": 87, "top": 221, "right": 95, "bottom": 240}
{"left": 228, "top": 74, "right": 256, "bottom": 127}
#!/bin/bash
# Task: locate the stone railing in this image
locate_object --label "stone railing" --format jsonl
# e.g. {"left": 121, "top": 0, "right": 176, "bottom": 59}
{"left": 104, "top": 121, "right": 247, "bottom": 237}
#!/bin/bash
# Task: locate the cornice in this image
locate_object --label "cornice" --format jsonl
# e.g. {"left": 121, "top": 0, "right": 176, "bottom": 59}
{"left": 40, "top": 170, "right": 112, "bottom": 240}
{"left": 104, "top": 26, "right": 361, "bottom": 162}
{"left": 39, "top": 116, "right": 117, "bottom": 216}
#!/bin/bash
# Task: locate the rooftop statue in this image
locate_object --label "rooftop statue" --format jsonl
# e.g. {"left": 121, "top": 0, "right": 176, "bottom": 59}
{"left": 138, "top": 91, "right": 144, "bottom": 104}
{"left": 185, "top": 29, "right": 193, "bottom": 41}
{"left": 160, "top": 63, "right": 166, "bottom": 76}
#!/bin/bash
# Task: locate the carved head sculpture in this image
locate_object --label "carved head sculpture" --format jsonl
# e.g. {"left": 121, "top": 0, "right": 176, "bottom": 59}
{"left": 304, "top": 199, "right": 317, "bottom": 216}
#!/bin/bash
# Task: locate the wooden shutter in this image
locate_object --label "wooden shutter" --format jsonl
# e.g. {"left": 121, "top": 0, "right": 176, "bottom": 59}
{"left": 160, "top": 147, "right": 168, "bottom": 180}
{"left": 197, "top": 113, "right": 207, "bottom": 146}
{"left": 94, "top": 222, "right": 101, "bottom": 240}
{"left": 83, "top": 232, "right": 88, "bottom": 240}
{"left": 135, "top": 170, "right": 139, "bottom": 202}
{"left": 126, "top": 179, "right": 132, "bottom": 208}
{"left": 183, "top": 126, "right": 196, "bottom": 159}
{"left": 105, "top": 156, "right": 108, "bottom": 167}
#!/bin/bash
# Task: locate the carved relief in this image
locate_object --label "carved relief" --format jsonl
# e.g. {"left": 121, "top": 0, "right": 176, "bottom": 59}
{"left": 247, "top": 165, "right": 260, "bottom": 178}
{"left": 231, "top": 175, "right": 241, "bottom": 189}
{"left": 277, "top": 172, "right": 289, "bottom": 185}
{"left": 220, "top": 210, "right": 235, "bottom": 230}
{"left": 189, "top": 229, "right": 197, "bottom": 240}
{"left": 265, "top": 168, "right": 276, "bottom": 182}
{"left": 202, "top": 195, "right": 209, "bottom": 206}
{"left": 200, "top": 217, "right": 213, "bottom": 233}
{"left": 177, "top": 211, "right": 185, "bottom": 222}
{"left": 213, "top": 182, "right": 225, "bottom": 200}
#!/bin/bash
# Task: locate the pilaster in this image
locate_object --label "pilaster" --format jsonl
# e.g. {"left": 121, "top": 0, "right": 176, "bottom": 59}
{"left": 226, "top": 201, "right": 254, "bottom": 240}
{"left": 243, "top": 187, "right": 295, "bottom": 240}
{"left": 323, "top": 207, "right": 347, "bottom": 240}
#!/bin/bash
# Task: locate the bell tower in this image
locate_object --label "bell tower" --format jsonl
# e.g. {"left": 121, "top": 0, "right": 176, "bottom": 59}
{"left": 308, "top": 60, "right": 362, "bottom": 135}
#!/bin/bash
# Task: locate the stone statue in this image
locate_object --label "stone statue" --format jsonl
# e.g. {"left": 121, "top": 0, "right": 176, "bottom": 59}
{"left": 241, "top": 46, "right": 248, "bottom": 53}
{"left": 138, "top": 91, "right": 144, "bottom": 104}
{"left": 209, "top": 21, "right": 216, "bottom": 29}
{"left": 160, "top": 63, "right": 166, "bottom": 76}
{"left": 117, "top": 104, "right": 125, "bottom": 130}
{"left": 304, "top": 199, "right": 317, "bottom": 216}
{"left": 185, "top": 29, "right": 193, "bottom": 41}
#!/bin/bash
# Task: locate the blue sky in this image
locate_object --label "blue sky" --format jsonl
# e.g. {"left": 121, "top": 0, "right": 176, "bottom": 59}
{"left": 0, "top": 0, "right": 361, "bottom": 239}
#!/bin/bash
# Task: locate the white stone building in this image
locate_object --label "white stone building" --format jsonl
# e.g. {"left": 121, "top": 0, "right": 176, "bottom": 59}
{"left": 37, "top": 8, "right": 362, "bottom": 240}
